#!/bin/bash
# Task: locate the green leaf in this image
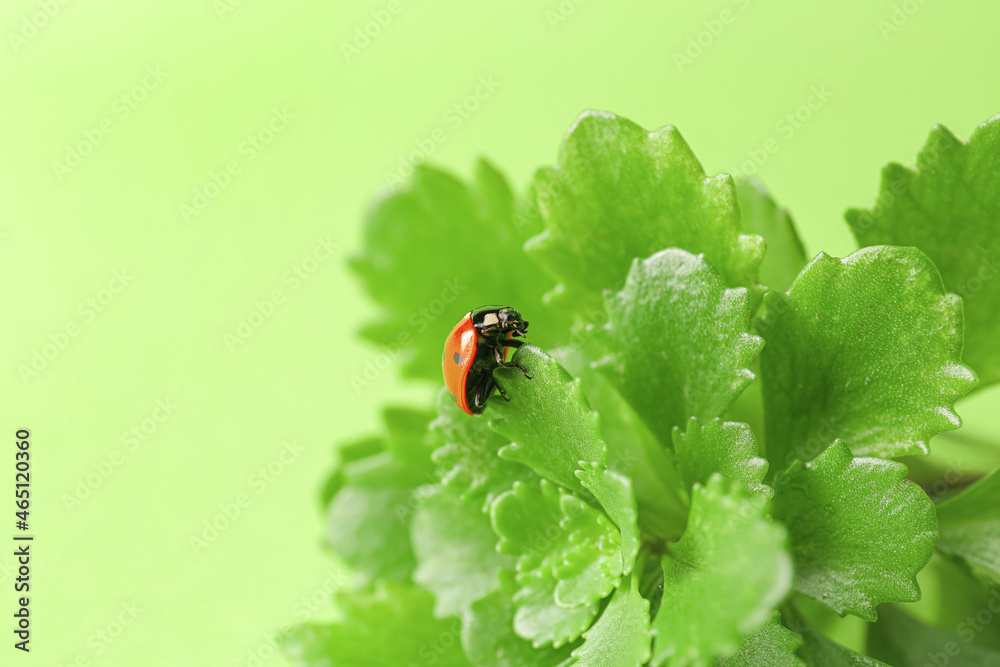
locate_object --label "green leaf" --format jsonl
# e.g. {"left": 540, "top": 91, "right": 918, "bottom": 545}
{"left": 671, "top": 417, "right": 771, "bottom": 500}
{"left": 796, "top": 626, "right": 889, "bottom": 666}
{"left": 602, "top": 248, "right": 763, "bottom": 446}
{"left": 570, "top": 573, "right": 652, "bottom": 667}
{"left": 325, "top": 453, "right": 419, "bottom": 585}
{"left": 462, "top": 586, "right": 576, "bottom": 667}
{"left": 575, "top": 464, "right": 640, "bottom": 575}
{"left": 790, "top": 594, "right": 873, "bottom": 659}
{"left": 412, "top": 485, "right": 515, "bottom": 618}
{"left": 935, "top": 465, "right": 1000, "bottom": 586}
{"left": 771, "top": 442, "right": 938, "bottom": 621}
{"left": 716, "top": 612, "right": 805, "bottom": 667}
{"left": 758, "top": 246, "right": 976, "bottom": 467}
{"left": 491, "top": 346, "right": 644, "bottom": 575}
{"left": 382, "top": 406, "right": 437, "bottom": 477}
{"left": 785, "top": 602, "right": 886, "bottom": 666}
{"left": 723, "top": 365, "right": 766, "bottom": 445}
{"left": 867, "top": 603, "right": 1000, "bottom": 666}
{"left": 555, "top": 344, "right": 688, "bottom": 539}
{"left": 430, "top": 387, "right": 533, "bottom": 510}
{"left": 509, "top": 569, "right": 600, "bottom": 650}
{"left": 736, "top": 179, "right": 808, "bottom": 293}
{"left": 324, "top": 408, "right": 435, "bottom": 585}
{"left": 350, "top": 160, "right": 568, "bottom": 380}
{"left": 526, "top": 110, "right": 763, "bottom": 309}
{"left": 637, "top": 558, "right": 666, "bottom": 628}
{"left": 489, "top": 345, "right": 608, "bottom": 496}
{"left": 491, "top": 479, "right": 622, "bottom": 647}
{"left": 846, "top": 117, "right": 1000, "bottom": 389}
{"left": 904, "top": 552, "right": 1000, "bottom": 652}
{"left": 320, "top": 435, "right": 383, "bottom": 508}
{"left": 651, "top": 476, "right": 792, "bottom": 667}
{"left": 283, "top": 584, "right": 471, "bottom": 667}
{"left": 494, "top": 480, "right": 623, "bottom": 607}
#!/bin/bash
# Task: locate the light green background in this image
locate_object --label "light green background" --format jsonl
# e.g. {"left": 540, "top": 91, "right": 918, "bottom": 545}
{"left": 2, "top": 1, "right": 998, "bottom": 664}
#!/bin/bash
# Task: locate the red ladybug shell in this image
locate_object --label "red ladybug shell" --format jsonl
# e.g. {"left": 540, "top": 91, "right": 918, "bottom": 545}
{"left": 442, "top": 313, "right": 478, "bottom": 415}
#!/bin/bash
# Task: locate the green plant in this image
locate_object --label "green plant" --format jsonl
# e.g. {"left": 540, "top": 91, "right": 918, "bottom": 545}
{"left": 285, "top": 111, "right": 1000, "bottom": 666}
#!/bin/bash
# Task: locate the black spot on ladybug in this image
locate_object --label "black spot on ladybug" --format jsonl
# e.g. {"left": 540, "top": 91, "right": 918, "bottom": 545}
{"left": 453, "top": 352, "right": 462, "bottom": 364}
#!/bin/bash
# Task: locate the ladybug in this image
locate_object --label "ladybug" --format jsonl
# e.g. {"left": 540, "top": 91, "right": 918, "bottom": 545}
{"left": 442, "top": 306, "right": 531, "bottom": 415}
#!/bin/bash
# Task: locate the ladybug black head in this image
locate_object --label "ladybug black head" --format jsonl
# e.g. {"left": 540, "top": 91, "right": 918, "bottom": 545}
{"left": 498, "top": 307, "right": 527, "bottom": 331}
{"left": 471, "top": 305, "right": 529, "bottom": 338}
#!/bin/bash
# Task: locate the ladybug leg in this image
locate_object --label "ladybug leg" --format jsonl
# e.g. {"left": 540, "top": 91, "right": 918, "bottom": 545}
{"left": 496, "top": 348, "right": 532, "bottom": 381}
{"left": 480, "top": 375, "right": 510, "bottom": 403}
{"left": 492, "top": 376, "right": 511, "bottom": 402}
{"left": 474, "top": 373, "right": 504, "bottom": 408}
{"left": 476, "top": 323, "right": 502, "bottom": 338}
{"left": 496, "top": 363, "right": 532, "bottom": 385}
{"left": 473, "top": 377, "right": 490, "bottom": 409}
{"left": 496, "top": 339, "right": 526, "bottom": 365}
